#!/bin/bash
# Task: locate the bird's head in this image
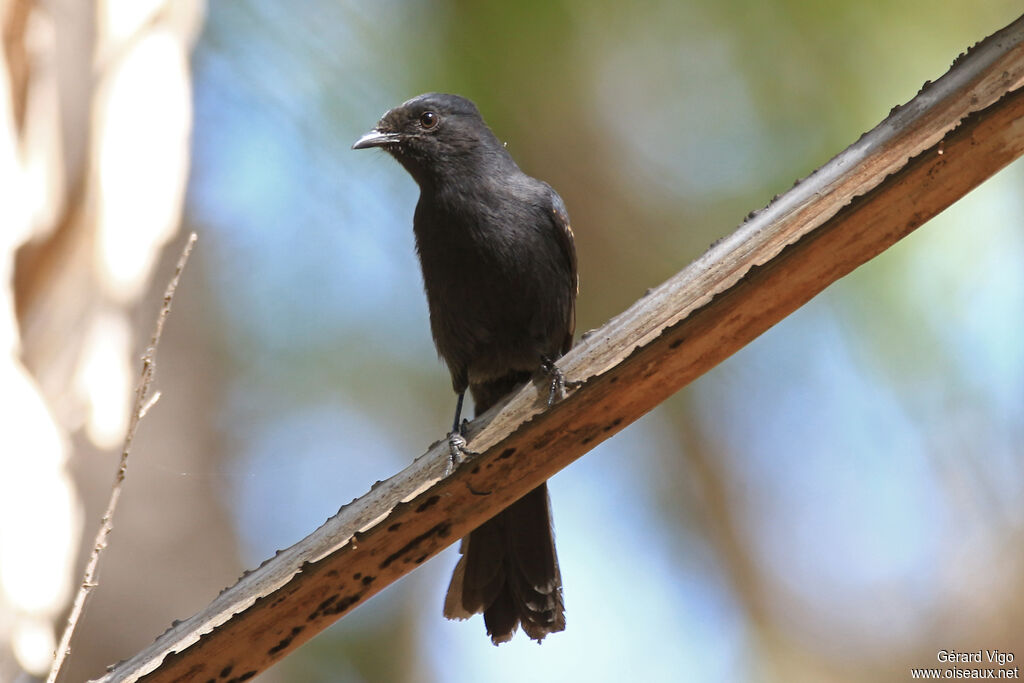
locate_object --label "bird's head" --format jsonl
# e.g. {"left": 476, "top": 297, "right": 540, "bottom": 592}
{"left": 353, "top": 93, "right": 506, "bottom": 184}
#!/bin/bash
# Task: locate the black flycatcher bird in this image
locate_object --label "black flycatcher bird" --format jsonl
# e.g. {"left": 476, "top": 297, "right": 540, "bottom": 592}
{"left": 354, "top": 93, "right": 577, "bottom": 644}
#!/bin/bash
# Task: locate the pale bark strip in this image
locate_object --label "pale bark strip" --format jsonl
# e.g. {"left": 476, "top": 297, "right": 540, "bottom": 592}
{"left": 96, "top": 15, "right": 1024, "bottom": 683}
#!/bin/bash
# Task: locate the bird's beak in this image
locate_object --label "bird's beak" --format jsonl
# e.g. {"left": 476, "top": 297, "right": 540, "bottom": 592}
{"left": 352, "top": 129, "right": 400, "bottom": 150}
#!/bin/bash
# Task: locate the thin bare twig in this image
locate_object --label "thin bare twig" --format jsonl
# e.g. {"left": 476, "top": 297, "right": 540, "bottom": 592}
{"left": 47, "top": 233, "right": 198, "bottom": 683}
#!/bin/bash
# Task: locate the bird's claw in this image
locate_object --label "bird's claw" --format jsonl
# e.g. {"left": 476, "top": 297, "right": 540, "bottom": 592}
{"left": 446, "top": 431, "right": 479, "bottom": 475}
{"left": 540, "top": 356, "right": 582, "bottom": 406}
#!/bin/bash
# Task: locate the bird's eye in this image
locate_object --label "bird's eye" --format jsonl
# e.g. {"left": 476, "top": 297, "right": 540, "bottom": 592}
{"left": 419, "top": 111, "right": 438, "bottom": 129}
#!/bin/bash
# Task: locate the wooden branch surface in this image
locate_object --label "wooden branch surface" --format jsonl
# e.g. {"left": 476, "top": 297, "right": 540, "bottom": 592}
{"left": 97, "top": 15, "right": 1024, "bottom": 683}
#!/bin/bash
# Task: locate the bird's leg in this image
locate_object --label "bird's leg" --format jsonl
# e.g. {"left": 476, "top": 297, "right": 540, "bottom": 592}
{"left": 540, "top": 355, "right": 583, "bottom": 406}
{"left": 447, "top": 391, "right": 477, "bottom": 471}
{"left": 451, "top": 390, "right": 465, "bottom": 435}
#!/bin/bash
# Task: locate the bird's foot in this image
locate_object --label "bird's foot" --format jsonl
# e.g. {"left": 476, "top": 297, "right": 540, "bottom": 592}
{"left": 446, "top": 420, "right": 479, "bottom": 474}
{"left": 540, "top": 356, "right": 583, "bottom": 406}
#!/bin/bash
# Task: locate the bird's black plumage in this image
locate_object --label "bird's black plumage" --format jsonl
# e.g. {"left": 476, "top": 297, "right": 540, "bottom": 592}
{"left": 354, "top": 93, "right": 576, "bottom": 644}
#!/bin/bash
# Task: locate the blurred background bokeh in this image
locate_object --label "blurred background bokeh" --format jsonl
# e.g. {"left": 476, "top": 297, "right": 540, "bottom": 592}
{"left": 3, "top": 1, "right": 1023, "bottom": 681}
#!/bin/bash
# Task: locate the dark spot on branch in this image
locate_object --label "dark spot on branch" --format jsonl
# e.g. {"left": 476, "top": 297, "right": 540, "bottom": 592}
{"left": 380, "top": 523, "right": 451, "bottom": 569}
{"left": 603, "top": 418, "right": 623, "bottom": 432}
{"left": 416, "top": 495, "right": 440, "bottom": 513}
{"left": 388, "top": 522, "right": 402, "bottom": 532}
{"left": 308, "top": 593, "right": 339, "bottom": 620}
{"left": 669, "top": 337, "right": 684, "bottom": 349}
{"left": 353, "top": 572, "right": 361, "bottom": 580}
{"left": 361, "top": 575, "right": 375, "bottom": 586}
{"left": 323, "top": 592, "right": 363, "bottom": 615}
{"left": 415, "top": 554, "right": 428, "bottom": 564}
{"left": 220, "top": 664, "right": 233, "bottom": 678}
{"left": 467, "top": 481, "right": 493, "bottom": 496}
{"left": 609, "top": 376, "right": 618, "bottom": 383}
{"left": 267, "top": 625, "right": 306, "bottom": 656}
{"left": 470, "top": 465, "right": 480, "bottom": 474}
{"left": 498, "top": 447, "right": 516, "bottom": 460}
{"left": 266, "top": 636, "right": 288, "bottom": 654}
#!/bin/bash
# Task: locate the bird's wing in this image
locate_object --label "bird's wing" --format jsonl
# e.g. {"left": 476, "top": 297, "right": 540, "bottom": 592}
{"left": 546, "top": 186, "right": 578, "bottom": 354}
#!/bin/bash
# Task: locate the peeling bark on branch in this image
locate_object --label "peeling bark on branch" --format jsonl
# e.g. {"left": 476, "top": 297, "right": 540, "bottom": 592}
{"left": 96, "top": 14, "right": 1024, "bottom": 683}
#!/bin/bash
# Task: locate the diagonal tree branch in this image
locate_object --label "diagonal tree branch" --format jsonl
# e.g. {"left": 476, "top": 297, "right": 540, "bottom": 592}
{"left": 96, "top": 14, "right": 1024, "bottom": 683}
